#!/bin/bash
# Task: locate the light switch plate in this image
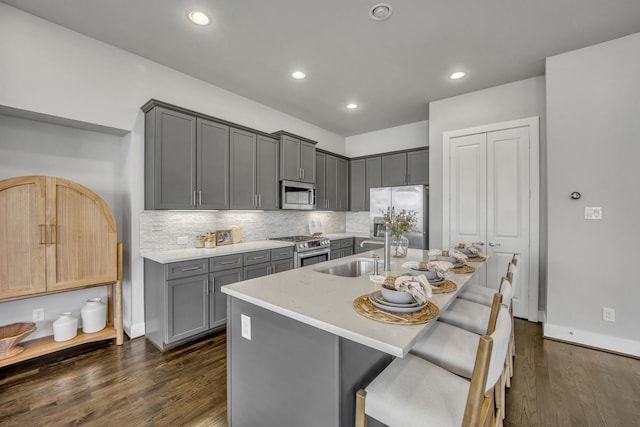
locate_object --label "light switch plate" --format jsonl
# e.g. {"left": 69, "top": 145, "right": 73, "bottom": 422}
{"left": 585, "top": 207, "right": 602, "bottom": 220}
{"left": 241, "top": 314, "right": 251, "bottom": 340}
{"left": 603, "top": 307, "right": 615, "bottom": 322}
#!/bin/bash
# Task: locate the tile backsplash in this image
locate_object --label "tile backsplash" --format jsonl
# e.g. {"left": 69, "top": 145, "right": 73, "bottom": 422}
{"left": 140, "top": 210, "right": 364, "bottom": 252}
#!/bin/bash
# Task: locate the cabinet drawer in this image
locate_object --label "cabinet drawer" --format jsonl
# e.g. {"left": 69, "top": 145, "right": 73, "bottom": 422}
{"left": 340, "top": 238, "right": 354, "bottom": 248}
{"left": 243, "top": 250, "right": 271, "bottom": 266}
{"left": 270, "top": 246, "right": 294, "bottom": 261}
{"left": 210, "top": 254, "right": 243, "bottom": 272}
{"left": 166, "top": 259, "right": 209, "bottom": 280}
{"left": 330, "top": 240, "right": 341, "bottom": 250}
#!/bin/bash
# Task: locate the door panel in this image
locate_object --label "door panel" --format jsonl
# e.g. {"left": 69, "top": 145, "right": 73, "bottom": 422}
{"left": 230, "top": 128, "right": 257, "bottom": 209}
{"left": 198, "top": 118, "right": 229, "bottom": 209}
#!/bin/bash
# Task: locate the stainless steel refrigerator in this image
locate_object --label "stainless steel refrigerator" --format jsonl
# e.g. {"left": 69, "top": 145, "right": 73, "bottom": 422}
{"left": 369, "top": 185, "right": 428, "bottom": 249}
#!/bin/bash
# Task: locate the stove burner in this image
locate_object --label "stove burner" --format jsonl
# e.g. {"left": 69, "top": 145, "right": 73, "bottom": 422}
{"left": 270, "top": 235, "right": 318, "bottom": 243}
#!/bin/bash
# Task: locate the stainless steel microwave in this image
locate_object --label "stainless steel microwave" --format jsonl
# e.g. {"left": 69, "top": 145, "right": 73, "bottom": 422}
{"left": 280, "top": 180, "right": 316, "bottom": 210}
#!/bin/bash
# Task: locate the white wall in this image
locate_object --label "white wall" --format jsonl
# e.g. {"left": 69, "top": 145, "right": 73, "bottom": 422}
{"left": 345, "top": 120, "right": 428, "bottom": 157}
{"left": 545, "top": 33, "right": 640, "bottom": 356}
{"left": 0, "top": 3, "right": 345, "bottom": 338}
{"left": 0, "top": 114, "right": 123, "bottom": 339}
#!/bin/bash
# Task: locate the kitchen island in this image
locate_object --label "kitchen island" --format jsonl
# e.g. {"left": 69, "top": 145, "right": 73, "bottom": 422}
{"left": 222, "top": 248, "right": 479, "bottom": 427}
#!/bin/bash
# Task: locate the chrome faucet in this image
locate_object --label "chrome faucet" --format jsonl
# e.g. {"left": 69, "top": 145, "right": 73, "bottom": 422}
{"left": 383, "top": 231, "right": 391, "bottom": 272}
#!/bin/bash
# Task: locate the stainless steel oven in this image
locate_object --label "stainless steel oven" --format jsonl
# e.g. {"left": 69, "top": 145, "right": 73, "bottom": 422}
{"left": 270, "top": 235, "right": 331, "bottom": 268}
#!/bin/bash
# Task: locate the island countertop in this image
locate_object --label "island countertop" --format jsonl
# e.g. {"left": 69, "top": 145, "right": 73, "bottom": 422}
{"left": 222, "top": 248, "right": 477, "bottom": 357}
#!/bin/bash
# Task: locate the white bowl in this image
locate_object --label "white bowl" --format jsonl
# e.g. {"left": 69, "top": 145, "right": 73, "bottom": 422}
{"left": 381, "top": 286, "right": 414, "bottom": 304}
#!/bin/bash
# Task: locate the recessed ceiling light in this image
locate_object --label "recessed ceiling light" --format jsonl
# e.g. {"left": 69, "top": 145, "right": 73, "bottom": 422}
{"left": 369, "top": 3, "right": 393, "bottom": 21}
{"left": 346, "top": 103, "right": 358, "bottom": 109}
{"left": 187, "top": 10, "right": 211, "bottom": 26}
{"left": 292, "top": 71, "right": 306, "bottom": 80}
{"left": 449, "top": 71, "right": 467, "bottom": 80}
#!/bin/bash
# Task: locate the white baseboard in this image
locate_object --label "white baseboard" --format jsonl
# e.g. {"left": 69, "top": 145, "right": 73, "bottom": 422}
{"left": 124, "top": 321, "right": 145, "bottom": 339}
{"left": 538, "top": 310, "right": 546, "bottom": 323}
{"left": 543, "top": 323, "right": 640, "bottom": 357}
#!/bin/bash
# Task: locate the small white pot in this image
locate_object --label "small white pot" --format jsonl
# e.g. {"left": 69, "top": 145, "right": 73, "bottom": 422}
{"left": 53, "top": 312, "right": 78, "bottom": 342}
{"left": 81, "top": 298, "right": 107, "bottom": 333}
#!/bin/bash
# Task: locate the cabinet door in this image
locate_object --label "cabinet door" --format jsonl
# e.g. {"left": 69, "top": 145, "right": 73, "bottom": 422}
{"left": 243, "top": 262, "right": 271, "bottom": 280}
{"left": 47, "top": 177, "right": 118, "bottom": 292}
{"left": 146, "top": 106, "right": 196, "bottom": 209}
{"left": 315, "top": 152, "right": 326, "bottom": 209}
{"left": 256, "top": 135, "right": 279, "bottom": 210}
{"left": 407, "top": 149, "right": 429, "bottom": 185}
{"left": 210, "top": 268, "right": 242, "bottom": 329}
{"left": 166, "top": 274, "right": 209, "bottom": 344}
{"left": 349, "top": 159, "right": 366, "bottom": 212}
{"left": 336, "top": 158, "right": 349, "bottom": 211}
{"left": 271, "top": 258, "right": 294, "bottom": 274}
{"left": 382, "top": 152, "right": 407, "bottom": 186}
{"left": 197, "top": 118, "right": 230, "bottom": 209}
{"left": 230, "top": 128, "right": 257, "bottom": 209}
{"left": 325, "top": 155, "right": 338, "bottom": 210}
{"left": 365, "top": 156, "right": 382, "bottom": 210}
{"left": 300, "top": 141, "right": 316, "bottom": 183}
{"left": 0, "top": 176, "right": 46, "bottom": 299}
{"left": 342, "top": 247, "right": 354, "bottom": 257}
{"left": 280, "top": 135, "right": 301, "bottom": 181}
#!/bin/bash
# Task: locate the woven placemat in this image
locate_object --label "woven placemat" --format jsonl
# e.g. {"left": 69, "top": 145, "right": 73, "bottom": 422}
{"left": 465, "top": 255, "right": 486, "bottom": 262}
{"left": 451, "top": 264, "right": 476, "bottom": 274}
{"left": 353, "top": 294, "right": 439, "bottom": 324}
{"left": 430, "top": 279, "right": 457, "bottom": 294}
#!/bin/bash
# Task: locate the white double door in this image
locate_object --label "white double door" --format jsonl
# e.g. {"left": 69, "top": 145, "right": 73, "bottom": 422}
{"left": 444, "top": 118, "right": 539, "bottom": 320}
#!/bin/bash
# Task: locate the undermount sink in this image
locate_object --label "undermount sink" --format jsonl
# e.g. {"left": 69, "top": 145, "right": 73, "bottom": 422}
{"left": 315, "top": 259, "right": 381, "bottom": 278}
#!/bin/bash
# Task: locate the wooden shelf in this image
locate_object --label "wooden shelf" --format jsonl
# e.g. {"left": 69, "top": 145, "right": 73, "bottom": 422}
{"left": 0, "top": 327, "right": 117, "bottom": 368}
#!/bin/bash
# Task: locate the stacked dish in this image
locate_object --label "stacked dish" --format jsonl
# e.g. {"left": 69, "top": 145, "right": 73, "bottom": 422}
{"left": 369, "top": 291, "right": 426, "bottom": 313}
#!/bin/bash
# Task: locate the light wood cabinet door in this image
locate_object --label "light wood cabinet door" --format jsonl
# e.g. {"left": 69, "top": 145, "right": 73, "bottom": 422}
{"left": 46, "top": 177, "right": 118, "bottom": 292}
{"left": 0, "top": 176, "right": 47, "bottom": 299}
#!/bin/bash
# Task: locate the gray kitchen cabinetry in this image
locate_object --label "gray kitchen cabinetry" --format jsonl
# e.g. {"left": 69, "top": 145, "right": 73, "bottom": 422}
{"left": 144, "top": 105, "right": 230, "bottom": 210}
{"left": 230, "top": 129, "right": 279, "bottom": 209}
{"left": 316, "top": 152, "right": 349, "bottom": 211}
{"left": 365, "top": 156, "right": 382, "bottom": 211}
{"left": 330, "top": 238, "right": 354, "bottom": 260}
{"left": 350, "top": 159, "right": 366, "bottom": 211}
{"left": 243, "top": 247, "right": 294, "bottom": 280}
{"left": 209, "top": 253, "right": 244, "bottom": 329}
{"left": 355, "top": 237, "right": 383, "bottom": 254}
{"left": 277, "top": 132, "right": 317, "bottom": 184}
{"left": 381, "top": 149, "right": 429, "bottom": 186}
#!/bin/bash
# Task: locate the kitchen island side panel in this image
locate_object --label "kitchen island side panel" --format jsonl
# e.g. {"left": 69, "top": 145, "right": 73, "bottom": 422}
{"left": 228, "top": 297, "right": 340, "bottom": 427}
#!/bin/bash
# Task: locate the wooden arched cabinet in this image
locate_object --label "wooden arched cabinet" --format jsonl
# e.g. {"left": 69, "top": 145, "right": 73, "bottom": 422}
{"left": 0, "top": 176, "right": 123, "bottom": 367}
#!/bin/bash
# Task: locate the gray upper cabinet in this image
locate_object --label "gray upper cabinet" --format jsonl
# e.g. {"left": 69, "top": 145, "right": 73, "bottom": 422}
{"left": 145, "top": 106, "right": 197, "bottom": 210}
{"left": 256, "top": 135, "right": 280, "bottom": 210}
{"left": 407, "top": 149, "right": 429, "bottom": 185}
{"left": 230, "top": 130, "right": 279, "bottom": 210}
{"left": 278, "top": 133, "right": 316, "bottom": 183}
{"left": 365, "top": 156, "right": 382, "bottom": 209}
{"left": 316, "top": 152, "right": 348, "bottom": 211}
{"left": 197, "top": 118, "right": 230, "bottom": 209}
{"left": 382, "top": 152, "right": 408, "bottom": 187}
{"left": 350, "top": 159, "right": 366, "bottom": 211}
{"left": 144, "top": 106, "right": 231, "bottom": 210}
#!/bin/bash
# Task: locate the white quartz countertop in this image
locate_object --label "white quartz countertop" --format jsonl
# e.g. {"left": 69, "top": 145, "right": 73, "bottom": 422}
{"left": 141, "top": 240, "right": 295, "bottom": 264}
{"left": 222, "top": 248, "right": 477, "bottom": 358}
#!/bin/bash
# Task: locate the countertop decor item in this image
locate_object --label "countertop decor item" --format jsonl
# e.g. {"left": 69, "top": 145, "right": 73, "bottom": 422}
{"left": 53, "top": 312, "right": 78, "bottom": 342}
{"left": 382, "top": 207, "right": 416, "bottom": 258}
{"left": 215, "top": 229, "right": 233, "bottom": 246}
{"left": 0, "top": 322, "right": 36, "bottom": 360}
{"left": 81, "top": 298, "right": 107, "bottom": 333}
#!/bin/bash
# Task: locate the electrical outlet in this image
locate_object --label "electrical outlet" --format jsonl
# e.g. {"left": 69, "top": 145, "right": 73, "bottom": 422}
{"left": 585, "top": 207, "right": 602, "bottom": 220}
{"left": 177, "top": 236, "right": 188, "bottom": 245}
{"left": 241, "top": 314, "right": 251, "bottom": 340}
{"left": 603, "top": 307, "right": 615, "bottom": 322}
{"left": 33, "top": 308, "right": 45, "bottom": 322}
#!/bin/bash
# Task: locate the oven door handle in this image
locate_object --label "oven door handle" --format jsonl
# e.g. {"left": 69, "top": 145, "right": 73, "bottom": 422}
{"left": 298, "top": 248, "right": 331, "bottom": 258}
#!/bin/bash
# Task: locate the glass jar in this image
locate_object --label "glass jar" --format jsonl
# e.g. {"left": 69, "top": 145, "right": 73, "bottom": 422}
{"left": 81, "top": 298, "right": 107, "bottom": 333}
{"left": 390, "top": 234, "right": 410, "bottom": 258}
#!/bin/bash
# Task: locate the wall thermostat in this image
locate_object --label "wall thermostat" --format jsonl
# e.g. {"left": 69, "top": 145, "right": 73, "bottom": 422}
{"left": 570, "top": 192, "right": 581, "bottom": 200}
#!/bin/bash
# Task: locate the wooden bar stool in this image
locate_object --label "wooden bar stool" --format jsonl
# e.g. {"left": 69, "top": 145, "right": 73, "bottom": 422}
{"left": 355, "top": 301, "right": 511, "bottom": 427}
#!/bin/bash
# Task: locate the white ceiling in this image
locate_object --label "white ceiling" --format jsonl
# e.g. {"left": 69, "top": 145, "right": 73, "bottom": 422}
{"left": 3, "top": 0, "right": 640, "bottom": 136}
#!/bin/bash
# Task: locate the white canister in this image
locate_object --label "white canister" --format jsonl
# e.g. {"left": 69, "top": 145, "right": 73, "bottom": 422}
{"left": 53, "top": 312, "right": 78, "bottom": 342}
{"left": 81, "top": 297, "right": 107, "bottom": 333}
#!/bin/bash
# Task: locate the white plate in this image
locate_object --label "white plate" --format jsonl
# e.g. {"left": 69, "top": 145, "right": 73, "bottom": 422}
{"left": 369, "top": 291, "right": 426, "bottom": 313}
{"left": 428, "top": 278, "right": 445, "bottom": 287}
{"left": 370, "top": 291, "right": 419, "bottom": 307}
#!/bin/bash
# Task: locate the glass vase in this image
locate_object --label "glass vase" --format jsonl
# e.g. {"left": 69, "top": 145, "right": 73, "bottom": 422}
{"left": 390, "top": 234, "right": 409, "bottom": 258}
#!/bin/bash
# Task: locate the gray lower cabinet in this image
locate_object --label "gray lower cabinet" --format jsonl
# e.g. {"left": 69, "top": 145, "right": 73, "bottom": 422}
{"left": 210, "top": 267, "right": 242, "bottom": 329}
{"left": 243, "top": 248, "right": 294, "bottom": 279}
{"left": 167, "top": 274, "right": 209, "bottom": 343}
{"left": 330, "top": 238, "right": 354, "bottom": 260}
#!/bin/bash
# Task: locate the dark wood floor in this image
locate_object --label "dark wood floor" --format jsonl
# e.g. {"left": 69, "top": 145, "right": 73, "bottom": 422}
{"left": 1, "top": 320, "right": 638, "bottom": 427}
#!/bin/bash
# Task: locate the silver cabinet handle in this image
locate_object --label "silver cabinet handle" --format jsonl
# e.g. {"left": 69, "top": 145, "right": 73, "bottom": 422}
{"left": 219, "top": 260, "right": 237, "bottom": 265}
{"left": 258, "top": 194, "right": 262, "bottom": 207}
{"left": 488, "top": 242, "right": 501, "bottom": 247}
{"left": 302, "top": 168, "right": 305, "bottom": 180}
{"left": 251, "top": 255, "right": 268, "bottom": 260}
{"left": 198, "top": 190, "right": 202, "bottom": 205}
{"left": 254, "top": 194, "right": 258, "bottom": 207}
{"left": 181, "top": 266, "right": 201, "bottom": 272}
{"left": 192, "top": 191, "right": 197, "bottom": 206}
